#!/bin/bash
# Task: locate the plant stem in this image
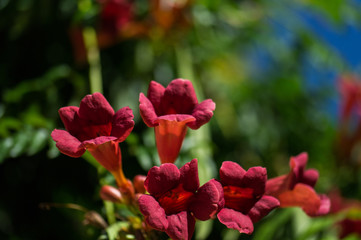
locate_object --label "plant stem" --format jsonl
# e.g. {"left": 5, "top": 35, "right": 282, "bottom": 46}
{"left": 82, "top": 27, "right": 103, "bottom": 94}
{"left": 104, "top": 200, "right": 116, "bottom": 225}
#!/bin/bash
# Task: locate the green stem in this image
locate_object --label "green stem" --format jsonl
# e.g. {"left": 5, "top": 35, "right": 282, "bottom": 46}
{"left": 82, "top": 27, "right": 103, "bottom": 94}
{"left": 104, "top": 200, "right": 116, "bottom": 225}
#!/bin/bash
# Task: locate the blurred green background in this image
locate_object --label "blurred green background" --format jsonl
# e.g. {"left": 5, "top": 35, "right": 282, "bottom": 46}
{"left": 1, "top": 0, "right": 361, "bottom": 239}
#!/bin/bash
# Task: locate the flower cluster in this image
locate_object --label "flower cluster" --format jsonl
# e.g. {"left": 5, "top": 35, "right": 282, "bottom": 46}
{"left": 51, "top": 78, "right": 330, "bottom": 239}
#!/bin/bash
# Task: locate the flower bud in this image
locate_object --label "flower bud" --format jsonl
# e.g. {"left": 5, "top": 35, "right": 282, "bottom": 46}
{"left": 100, "top": 185, "right": 122, "bottom": 203}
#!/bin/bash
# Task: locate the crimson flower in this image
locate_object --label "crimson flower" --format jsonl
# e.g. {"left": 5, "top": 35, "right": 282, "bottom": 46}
{"left": 329, "top": 190, "right": 361, "bottom": 239}
{"left": 139, "top": 79, "right": 215, "bottom": 164}
{"left": 217, "top": 161, "right": 279, "bottom": 234}
{"left": 338, "top": 74, "right": 361, "bottom": 122}
{"left": 51, "top": 93, "right": 134, "bottom": 187}
{"left": 98, "top": 0, "right": 133, "bottom": 37}
{"left": 265, "top": 152, "right": 330, "bottom": 216}
{"left": 138, "top": 159, "right": 224, "bottom": 240}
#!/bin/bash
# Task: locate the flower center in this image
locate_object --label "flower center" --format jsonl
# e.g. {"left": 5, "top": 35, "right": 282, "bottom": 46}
{"left": 80, "top": 122, "right": 112, "bottom": 141}
{"left": 158, "top": 184, "right": 194, "bottom": 215}
{"left": 223, "top": 185, "right": 257, "bottom": 213}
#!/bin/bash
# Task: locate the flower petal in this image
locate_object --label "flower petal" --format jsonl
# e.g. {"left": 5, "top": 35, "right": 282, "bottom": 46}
{"left": 147, "top": 81, "right": 165, "bottom": 115}
{"left": 51, "top": 129, "right": 85, "bottom": 157}
{"left": 160, "top": 79, "right": 198, "bottom": 115}
{"left": 278, "top": 183, "right": 321, "bottom": 216}
{"left": 265, "top": 174, "right": 290, "bottom": 197}
{"left": 187, "top": 99, "right": 216, "bottom": 130}
{"left": 111, "top": 106, "right": 134, "bottom": 142}
{"left": 312, "top": 194, "right": 330, "bottom": 216}
{"left": 139, "top": 92, "right": 158, "bottom": 127}
{"left": 144, "top": 163, "right": 180, "bottom": 197}
{"left": 180, "top": 159, "right": 199, "bottom": 192}
{"left": 302, "top": 169, "right": 319, "bottom": 188}
{"left": 166, "top": 211, "right": 195, "bottom": 240}
{"left": 190, "top": 179, "right": 224, "bottom": 221}
{"left": 220, "top": 161, "right": 246, "bottom": 187}
{"left": 58, "top": 106, "right": 80, "bottom": 133}
{"left": 78, "top": 92, "right": 115, "bottom": 124}
{"left": 154, "top": 118, "right": 193, "bottom": 164}
{"left": 156, "top": 114, "right": 195, "bottom": 122}
{"left": 248, "top": 195, "right": 280, "bottom": 223}
{"left": 242, "top": 167, "right": 267, "bottom": 197}
{"left": 217, "top": 208, "right": 254, "bottom": 234}
{"left": 84, "top": 140, "right": 121, "bottom": 172}
{"left": 290, "top": 152, "right": 308, "bottom": 185}
{"left": 82, "top": 136, "right": 118, "bottom": 147}
{"left": 138, "top": 194, "right": 168, "bottom": 231}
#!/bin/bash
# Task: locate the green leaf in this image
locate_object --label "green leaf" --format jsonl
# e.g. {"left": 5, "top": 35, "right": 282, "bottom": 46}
{"left": 253, "top": 209, "right": 294, "bottom": 240}
{"left": 106, "top": 221, "right": 130, "bottom": 240}
{"left": 27, "top": 128, "right": 49, "bottom": 156}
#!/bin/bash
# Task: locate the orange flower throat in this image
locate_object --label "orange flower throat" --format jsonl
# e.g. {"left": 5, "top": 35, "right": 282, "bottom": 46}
{"left": 158, "top": 184, "right": 194, "bottom": 215}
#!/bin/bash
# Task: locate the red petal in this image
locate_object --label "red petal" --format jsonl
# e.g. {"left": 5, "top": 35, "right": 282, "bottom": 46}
{"left": 187, "top": 99, "right": 216, "bottom": 130}
{"left": 139, "top": 92, "right": 158, "bottom": 127}
{"left": 111, "top": 106, "right": 134, "bottom": 142}
{"left": 51, "top": 129, "right": 85, "bottom": 157}
{"left": 138, "top": 194, "right": 168, "bottom": 231}
{"left": 278, "top": 183, "right": 321, "bottom": 216}
{"left": 248, "top": 195, "right": 280, "bottom": 223}
{"left": 220, "top": 161, "right": 246, "bottom": 187}
{"left": 86, "top": 140, "right": 122, "bottom": 173}
{"left": 78, "top": 93, "right": 114, "bottom": 124}
{"left": 154, "top": 117, "right": 194, "bottom": 164}
{"left": 156, "top": 114, "right": 195, "bottom": 122}
{"left": 191, "top": 179, "right": 224, "bottom": 221}
{"left": 290, "top": 152, "right": 308, "bottom": 185}
{"left": 166, "top": 211, "right": 195, "bottom": 240}
{"left": 58, "top": 106, "right": 79, "bottom": 133}
{"left": 160, "top": 79, "right": 198, "bottom": 115}
{"left": 180, "top": 159, "right": 199, "bottom": 193}
{"left": 147, "top": 81, "right": 165, "bottom": 115}
{"left": 313, "top": 194, "right": 330, "bottom": 216}
{"left": 144, "top": 163, "right": 180, "bottom": 197}
{"left": 217, "top": 208, "right": 254, "bottom": 234}
{"left": 82, "top": 136, "right": 117, "bottom": 146}
{"left": 302, "top": 169, "right": 319, "bottom": 188}
{"left": 242, "top": 167, "right": 267, "bottom": 197}
{"left": 265, "top": 174, "right": 290, "bottom": 197}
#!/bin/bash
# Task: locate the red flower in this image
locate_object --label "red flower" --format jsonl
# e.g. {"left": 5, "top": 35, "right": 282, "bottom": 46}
{"left": 98, "top": 0, "right": 133, "bottom": 37}
{"left": 265, "top": 152, "right": 330, "bottom": 216}
{"left": 139, "top": 79, "right": 215, "bottom": 164}
{"left": 329, "top": 190, "right": 361, "bottom": 239}
{"left": 338, "top": 74, "right": 361, "bottom": 122}
{"left": 51, "top": 93, "right": 134, "bottom": 187}
{"left": 138, "top": 159, "right": 224, "bottom": 240}
{"left": 217, "top": 161, "right": 279, "bottom": 234}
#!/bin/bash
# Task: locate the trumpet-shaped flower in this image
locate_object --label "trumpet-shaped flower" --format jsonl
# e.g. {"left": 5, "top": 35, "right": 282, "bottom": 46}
{"left": 265, "top": 152, "right": 330, "bottom": 216}
{"left": 217, "top": 161, "right": 279, "bottom": 234}
{"left": 51, "top": 93, "right": 134, "bottom": 187}
{"left": 138, "top": 159, "right": 224, "bottom": 240}
{"left": 139, "top": 79, "right": 215, "bottom": 164}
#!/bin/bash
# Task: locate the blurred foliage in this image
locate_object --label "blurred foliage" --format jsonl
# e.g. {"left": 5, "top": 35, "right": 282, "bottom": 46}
{"left": 1, "top": 0, "right": 361, "bottom": 239}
